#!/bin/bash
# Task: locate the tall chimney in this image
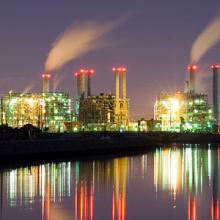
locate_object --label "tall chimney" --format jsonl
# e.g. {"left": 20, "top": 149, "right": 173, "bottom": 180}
{"left": 78, "top": 69, "right": 86, "bottom": 99}
{"left": 211, "top": 64, "right": 220, "bottom": 132}
{"left": 121, "top": 68, "right": 127, "bottom": 99}
{"left": 86, "top": 69, "right": 94, "bottom": 97}
{"left": 187, "top": 65, "right": 198, "bottom": 93}
{"left": 42, "top": 73, "right": 51, "bottom": 93}
{"left": 113, "top": 68, "right": 120, "bottom": 99}
{"left": 75, "top": 72, "right": 80, "bottom": 100}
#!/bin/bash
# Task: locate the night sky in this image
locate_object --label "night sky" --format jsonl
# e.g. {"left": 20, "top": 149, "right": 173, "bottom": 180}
{"left": 1, "top": 0, "right": 220, "bottom": 119}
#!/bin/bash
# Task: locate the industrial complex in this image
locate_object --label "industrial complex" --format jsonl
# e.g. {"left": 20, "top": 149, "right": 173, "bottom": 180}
{"left": 75, "top": 67, "right": 129, "bottom": 131}
{"left": 0, "top": 64, "right": 219, "bottom": 133}
{"left": 154, "top": 65, "right": 218, "bottom": 133}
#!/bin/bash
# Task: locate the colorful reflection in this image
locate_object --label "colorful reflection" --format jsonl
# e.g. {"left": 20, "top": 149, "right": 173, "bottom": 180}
{"left": 0, "top": 145, "right": 220, "bottom": 220}
{"left": 154, "top": 145, "right": 220, "bottom": 220}
{"left": 111, "top": 158, "right": 128, "bottom": 220}
{"left": 7, "top": 163, "right": 71, "bottom": 207}
{"left": 1, "top": 157, "right": 130, "bottom": 220}
{"left": 73, "top": 161, "right": 94, "bottom": 220}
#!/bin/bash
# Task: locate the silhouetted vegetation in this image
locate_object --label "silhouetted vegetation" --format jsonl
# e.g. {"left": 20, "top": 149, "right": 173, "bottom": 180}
{"left": 0, "top": 124, "right": 41, "bottom": 140}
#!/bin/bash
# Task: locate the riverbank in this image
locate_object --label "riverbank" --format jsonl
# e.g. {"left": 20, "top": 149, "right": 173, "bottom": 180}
{"left": 0, "top": 132, "right": 220, "bottom": 164}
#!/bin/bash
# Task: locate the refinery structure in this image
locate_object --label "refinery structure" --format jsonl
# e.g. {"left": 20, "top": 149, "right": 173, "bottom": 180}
{"left": 1, "top": 73, "right": 72, "bottom": 132}
{"left": 0, "top": 63, "right": 219, "bottom": 133}
{"left": 154, "top": 65, "right": 219, "bottom": 133}
{"left": 0, "top": 67, "right": 129, "bottom": 132}
{"left": 75, "top": 67, "right": 129, "bottom": 131}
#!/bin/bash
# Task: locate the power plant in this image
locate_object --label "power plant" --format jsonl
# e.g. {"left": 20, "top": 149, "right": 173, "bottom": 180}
{"left": 154, "top": 65, "right": 217, "bottom": 133}
{"left": 0, "top": 62, "right": 218, "bottom": 133}
{"left": 0, "top": 66, "right": 130, "bottom": 132}
{"left": 76, "top": 67, "right": 129, "bottom": 131}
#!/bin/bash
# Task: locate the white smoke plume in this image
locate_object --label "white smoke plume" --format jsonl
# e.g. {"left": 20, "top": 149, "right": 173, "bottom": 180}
{"left": 53, "top": 73, "right": 63, "bottom": 92}
{"left": 191, "top": 14, "right": 220, "bottom": 63}
{"left": 45, "top": 15, "right": 131, "bottom": 72}
{"left": 195, "top": 68, "right": 209, "bottom": 94}
{"left": 22, "top": 82, "right": 35, "bottom": 94}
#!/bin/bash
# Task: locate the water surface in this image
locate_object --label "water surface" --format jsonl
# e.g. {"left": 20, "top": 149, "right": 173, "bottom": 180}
{"left": 0, "top": 144, "right": 219, "bottom": 220}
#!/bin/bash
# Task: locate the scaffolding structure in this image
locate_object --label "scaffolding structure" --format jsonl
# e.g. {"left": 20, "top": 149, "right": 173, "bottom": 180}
{"left": 154, "top": 91, "right": 213, "bottom": 132}
{"left": 185, "top": 93, "right": 213, "bottom": 132}
{"left": 1, "top": 92, "right": 72, "bottom": 132}
{"left": 79, "top": 93, "right": 129, "bottom": 131}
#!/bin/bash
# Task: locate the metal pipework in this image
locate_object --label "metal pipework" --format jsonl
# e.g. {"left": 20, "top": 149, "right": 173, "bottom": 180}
{"left": 42, "top": 73, "right": 51, "bottom": 93}
{"left": 211, "top": 64, "right": 220, "bottom": 132}
{"left": 187, "top": 65, "right": 198, "bottom": 94}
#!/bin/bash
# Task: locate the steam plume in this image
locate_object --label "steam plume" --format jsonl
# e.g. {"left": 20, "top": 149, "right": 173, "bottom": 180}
{"left": 45, "top": 15, "right": 130, "bottom": 72}
{"left": 191, "top": 15, "right": 220, "bottom": 63}
{"left": 22, "top": 82, "right": 35, "bottom": 94}
{"left": 53, "top": 74, "right": 63, "bottom": 92}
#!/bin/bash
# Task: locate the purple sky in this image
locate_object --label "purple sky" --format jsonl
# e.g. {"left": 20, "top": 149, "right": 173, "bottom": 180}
{"left": 0, "top": 0, "right": 220, "bottom": 119}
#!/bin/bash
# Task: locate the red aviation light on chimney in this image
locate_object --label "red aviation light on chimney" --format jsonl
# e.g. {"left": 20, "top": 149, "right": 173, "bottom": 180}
{"left": 42, "top": 73, "right": 51, "bottom": 78}
{"left": 74, "top": 72, "right": 79, "bottom": 77}
{"left": 86, "top": 69, "right": 95, "bottom": 75}
{"left": 211, "top": 64, "right": 220, "bottom": 69}
{"left": 187, "top": 65, "right": 198, "bottom": 71}
{"left": 112, "top": 67, "right": 127, "bottom": 73}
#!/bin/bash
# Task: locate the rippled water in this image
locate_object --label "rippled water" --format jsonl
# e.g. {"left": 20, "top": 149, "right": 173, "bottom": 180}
{"left": 0, "top": 144, "right": 219, "bottom": 220}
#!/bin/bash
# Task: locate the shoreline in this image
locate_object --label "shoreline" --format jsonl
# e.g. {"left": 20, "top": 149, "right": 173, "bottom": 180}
{"left": 0, "top": 132, "right": 220, "bottom": 165}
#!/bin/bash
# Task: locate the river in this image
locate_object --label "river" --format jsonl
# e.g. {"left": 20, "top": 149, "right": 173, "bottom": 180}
{"left": 0, "top": 144, "right": 219, "bottom": 220}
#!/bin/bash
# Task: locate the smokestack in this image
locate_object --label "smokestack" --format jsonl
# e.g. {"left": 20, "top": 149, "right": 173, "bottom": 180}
{"left": 113, "top": 67, "right": 127, "bottom": 99}
{"left": 75, "top": 72, "right": 80, "bottom": 100}
{"left": 113, "top": 68, "right": 120, "bottom": 99}
{"left": 86, "top": 69, "right": 94, "bottom": 97}
{"left": 121, "top": 68, "right": 127, "bottom": 99}
{"left": 78, "top": 69, "right": 86, "bottom": 99}
{"left": 42, "top": 73, "right": 51, "bottom": 93}
{"left": 211, "top": 64, "right": 220, "bottom": 133}
{"left": 187, "top": 65, "right": 198, "bottom": 93}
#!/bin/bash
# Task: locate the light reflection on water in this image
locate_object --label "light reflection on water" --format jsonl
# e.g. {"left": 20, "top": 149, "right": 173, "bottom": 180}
{"left": 0, "top": 144, "right": 219, "bottom": 220}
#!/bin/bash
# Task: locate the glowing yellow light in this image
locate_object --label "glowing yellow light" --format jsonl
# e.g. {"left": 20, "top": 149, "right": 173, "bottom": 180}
{"left": 170, "top": 98, "right": 179, "bottom": 112}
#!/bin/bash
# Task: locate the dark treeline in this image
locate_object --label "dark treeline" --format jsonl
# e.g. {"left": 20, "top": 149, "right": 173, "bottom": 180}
{"left": 0, "top": 124, "right": 41, "bottom": 140}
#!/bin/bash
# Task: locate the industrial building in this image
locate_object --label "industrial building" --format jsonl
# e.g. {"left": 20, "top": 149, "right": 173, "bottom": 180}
{"left": 154, "top": 65, "right": 216, "bottom": 133}
{"left": 0, "top": 74, "right": 72, "bottom": 132}
{"left": 79, "top": 93, "right": 116, "bottom": 131}
{"left": 0, "top": 62, "right": 218, "bottom": 133}
{"left": 75, "top": 67, "right": 129, "bottom": 131}
{"left": 0, "top": 66, "right": 130, "bottom": 133}
{"left": 154, "top": 91, "right": 213, "bottom": 132}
